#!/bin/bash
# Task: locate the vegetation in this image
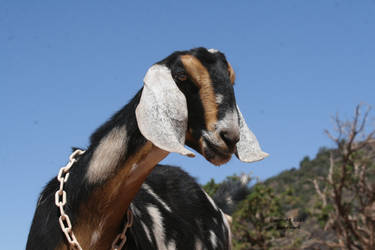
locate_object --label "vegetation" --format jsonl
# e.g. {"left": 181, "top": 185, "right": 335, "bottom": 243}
{"left": 312, "top": 104, "right": 375, "bottom": 249}
{"left": 232, "top": 183, "right": 291, "bottom": 250}
{"left": 203, "top": 104, "right": 375, "bottom": 249}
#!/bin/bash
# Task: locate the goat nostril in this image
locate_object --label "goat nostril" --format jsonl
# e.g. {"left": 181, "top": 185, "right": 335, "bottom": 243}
{"left": 220, "top": 130, "right": 240, "bottom": 149}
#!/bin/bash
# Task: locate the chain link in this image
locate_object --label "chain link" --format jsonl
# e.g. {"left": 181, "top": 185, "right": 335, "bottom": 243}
{"left": 55, "top": 149, "right": 85, "bottom": 250}
{"left": 111, "top": 209, "right": 134, "bottom": 250}
{"left": 55, "top": 149, "right": 133, "bottom": 250}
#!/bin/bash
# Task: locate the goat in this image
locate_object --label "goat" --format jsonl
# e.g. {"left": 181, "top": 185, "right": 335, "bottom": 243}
{"left": 26, "top": 47, "right": 268, "bottom": 250}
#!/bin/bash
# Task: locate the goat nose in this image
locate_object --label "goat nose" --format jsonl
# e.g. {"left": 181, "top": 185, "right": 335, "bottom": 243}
{"left": 219, "top": 129, "right": 240, "bottom": 149}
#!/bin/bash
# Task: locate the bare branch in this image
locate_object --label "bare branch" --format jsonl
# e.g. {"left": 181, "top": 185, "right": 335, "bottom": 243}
{"left": 325, "top": 129, "right": 339, "bottom": 144}
{"left": 313, "top": 179, "right": 327, "bottom": 207}
{"left": 358, "top": 104, "right": 371, "bottom": 134}
{"left": 350, "top": 104, "right": 361, "bottom": 139}
{"left": 315, "top": 104, "right": 375, "bottom": 249}
{"left": 328, "top": 152, "right": 334, "bottom": 185}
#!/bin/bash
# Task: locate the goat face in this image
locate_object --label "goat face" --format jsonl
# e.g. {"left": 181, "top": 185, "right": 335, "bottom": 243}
{"left": 136, "top": 47, "right": 268, "bottom": 166}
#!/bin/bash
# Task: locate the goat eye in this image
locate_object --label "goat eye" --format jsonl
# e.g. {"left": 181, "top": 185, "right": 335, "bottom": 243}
{"left": 175, "top": 72, "right": 187, "bottom": 81}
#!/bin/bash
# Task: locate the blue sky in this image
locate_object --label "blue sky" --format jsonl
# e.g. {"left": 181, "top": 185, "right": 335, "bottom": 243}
{"left": 1, "top": 0, "right": 375, "bottom": 248}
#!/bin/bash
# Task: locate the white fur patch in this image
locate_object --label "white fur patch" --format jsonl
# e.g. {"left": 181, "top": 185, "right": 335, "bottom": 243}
{"left": 90, "top": 230, "right": 101, "bottom": 246}
{"left": 141, "top": 221, "right": 152, "bottom": 243}
{"left": 216, "top": 109, "right": 240, "bottom": 135}
{"left": 210, "top": 230, "right": 217, "bottom": 249}
{"left": 130, "top": 203, "right": 141, "bottom": 217}
{"left": 147, "top": 205, "right": 166, "bottom": 249}
{"left": 86, "top": 126, "right": 127, "bottom": 183}
{"left": 195, "top": 238, "right": 203, "bottom": 250}
{"left": 221, "top": 210, "right": 232, "bottom": 250}
{"left": 202, "top": 189, "right": 218, "bottom": 210}
{"left": 143, "top": 183, "right": 172, "bottom": 212}
{"left": 167, "top": 240, "right": 176, "bottom": 249}
{"left": 208, "top": 48, "right": 219, "bottom": 53}
{"left": 90, "top": 219, "right": 104, "bottom": 247}
{"left": 130, "top": 163, "right": 138, "bottom": 173}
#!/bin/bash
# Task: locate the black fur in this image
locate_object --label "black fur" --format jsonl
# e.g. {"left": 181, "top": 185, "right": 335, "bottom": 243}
{"left": 212, "top": 177, "right": 251, "bottom": 215}
{"left": 125, "top": 165, "right": 230, "bottom": 250}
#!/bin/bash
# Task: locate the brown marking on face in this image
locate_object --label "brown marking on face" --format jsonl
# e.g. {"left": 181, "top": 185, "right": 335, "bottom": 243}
{"left": 180, "top": 55, "right": 218, "bottom": 131}
{"left": 228, "top": 62, "right": 235, "bottom": 84}
{"left": 60, "top": 142, "right": 168, "bottom": 250}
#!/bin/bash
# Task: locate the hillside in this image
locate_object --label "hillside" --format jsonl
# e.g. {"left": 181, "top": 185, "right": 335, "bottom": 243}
{"left": 204, "top": 140, "right": 375, "bottom": 249}
{"left": 203, "top": 147, "right": 337, "bottom": 249}
{"left": 264, "top": 147, "right": 331, "bottom": 213}
{"left": 262, "top": 148, "right": 336, "bottom": 249}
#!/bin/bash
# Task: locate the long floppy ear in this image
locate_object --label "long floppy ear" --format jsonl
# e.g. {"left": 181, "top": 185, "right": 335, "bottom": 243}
{"left": 235, "top": 106, "right": 269, "bottom": 162}
{"left": 136, "top": 64, "right": 195, "bottom": 157}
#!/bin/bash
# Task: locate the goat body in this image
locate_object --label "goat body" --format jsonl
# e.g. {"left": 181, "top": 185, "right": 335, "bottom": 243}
{"left": 27, "top": 47, "right": 267, "bottom": 249}
{"left": 26, "top": 90, "right": 230, "bottom": 250}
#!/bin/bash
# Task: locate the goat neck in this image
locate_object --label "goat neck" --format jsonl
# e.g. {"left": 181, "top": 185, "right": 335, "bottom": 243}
{"left": 55, "top": 90, "right": 169, "bottom": 249}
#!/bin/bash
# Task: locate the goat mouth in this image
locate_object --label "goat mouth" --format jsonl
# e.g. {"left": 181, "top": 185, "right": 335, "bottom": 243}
{"left": 202, "top": 138, "right": 233, "bottom": 166}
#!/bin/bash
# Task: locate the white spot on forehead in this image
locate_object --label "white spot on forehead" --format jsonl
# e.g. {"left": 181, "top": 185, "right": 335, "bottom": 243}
{"left": 147, "top": 205, "right": 166, "bottom": 249}
{"left": 210, "top": 230, "right": 218, "bottom": 249}
{"left": 142, "top": 183, "right": 172, "bottom": 212}
{"left": 208, "top": 48, "right": 219, "bottom": 53}
{"left": 86, "top": 126, "right": 127, "bottom": 183}
{"left": 216, "top": 94, "right": 224, "bottom": 104}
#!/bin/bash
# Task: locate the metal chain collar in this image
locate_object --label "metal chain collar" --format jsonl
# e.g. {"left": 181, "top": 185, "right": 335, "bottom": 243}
{"left": 111, "top": 209, "right": 134, "bottom": 250}
{"left": 55, "top": 149, "right": 133, "bottom": 250}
